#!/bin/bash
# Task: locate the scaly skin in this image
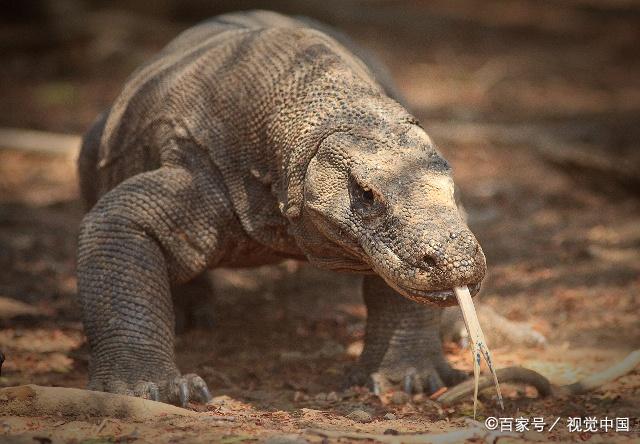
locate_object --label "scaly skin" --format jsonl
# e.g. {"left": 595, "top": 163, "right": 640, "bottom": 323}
{"left": 77, "top": 10, "right": 486, "bottom": 405}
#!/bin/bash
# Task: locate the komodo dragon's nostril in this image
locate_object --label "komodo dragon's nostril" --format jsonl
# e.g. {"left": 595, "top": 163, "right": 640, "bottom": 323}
{"left": 422, "top": 254, "right": 437, "bottom": 268}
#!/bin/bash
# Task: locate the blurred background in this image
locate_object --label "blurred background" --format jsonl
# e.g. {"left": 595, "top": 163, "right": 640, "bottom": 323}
{"left": 0, "top": 0, "right": 638, "bottom": 441}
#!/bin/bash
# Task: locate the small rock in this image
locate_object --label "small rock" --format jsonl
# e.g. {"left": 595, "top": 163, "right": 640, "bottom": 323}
{"left": 314, "top": 392, "right": 327, "bottom": 401}
{"left": 390, "top": 391, "right": 410, "bottom": 405}
{"left": 347, "top": 409, "right": 372, "bottom": 423}
{"left": 383, "top": 413, "right": 396, "bottom": 420}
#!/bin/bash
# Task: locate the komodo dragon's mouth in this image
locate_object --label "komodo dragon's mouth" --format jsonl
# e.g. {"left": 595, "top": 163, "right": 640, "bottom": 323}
{"left": 366, "top": 241, "right": 483, "bottom": 306}
{"left": 395, "top": 281, "right": 482, "bottom": 306}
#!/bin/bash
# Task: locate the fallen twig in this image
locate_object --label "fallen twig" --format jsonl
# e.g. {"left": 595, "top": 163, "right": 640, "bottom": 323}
{"left": 438, "top": 349, "right": 640, "bottom": 405}
{"left": 0, "top": 384, "right": 196, "bottom": 420}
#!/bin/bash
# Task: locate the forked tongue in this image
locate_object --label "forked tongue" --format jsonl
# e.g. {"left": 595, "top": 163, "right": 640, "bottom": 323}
{"left": 454, "top": 286, "right": 504, "bottom": 418}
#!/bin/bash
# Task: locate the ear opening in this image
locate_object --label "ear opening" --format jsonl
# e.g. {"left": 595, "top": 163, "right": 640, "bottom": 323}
{"left": 282, "top": 127, "right": 351, "bottom": 220}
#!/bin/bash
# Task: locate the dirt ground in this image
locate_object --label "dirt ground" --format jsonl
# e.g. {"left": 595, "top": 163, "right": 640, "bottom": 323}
{"left": 1, "top": 1, "right": 639, "bottom": 442}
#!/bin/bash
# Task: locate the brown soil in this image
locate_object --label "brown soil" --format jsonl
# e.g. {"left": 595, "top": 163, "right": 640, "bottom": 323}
{"left": 1, "top": 1, "right": 638, "bottom": 442}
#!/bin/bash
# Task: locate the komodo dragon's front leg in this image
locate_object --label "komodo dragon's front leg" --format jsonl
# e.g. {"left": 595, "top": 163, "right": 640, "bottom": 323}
{"left": 351, "top": 276, "right": 467, "bottom": 394}
{"left": 78, "top": 164, "right": 233, "bottom": 406}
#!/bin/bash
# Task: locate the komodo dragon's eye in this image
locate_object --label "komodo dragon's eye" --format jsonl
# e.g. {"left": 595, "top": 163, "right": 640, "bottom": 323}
{"left": 349, "top": 175, "right": 385, "bottom": 218}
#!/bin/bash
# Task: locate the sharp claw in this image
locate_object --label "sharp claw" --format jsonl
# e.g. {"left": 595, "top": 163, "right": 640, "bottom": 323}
{"left": 184, "top": 374, "right": 212, "bottom": 403}
{"left": 134, "top": 381, "right": 161, "bottom": 401}
{"left": 373, "top": 380, "right": 381, "bottom": 396}
{"left": 403, "top": 374, "right": 414, "bottom": 394}
{"left": 198, "top": 385, "right": 212, "bottom": 403}
{"left": 370, "top": 372, "right": 387, "bottom": 397}
{"left": 149, "top": 383, "right": 160, "bottom": 402}
{"left": 178, "top": 380, "right": 189, "bottom": 407}
{"left": 403, "top": 367, "right": 418, "bottom": 394}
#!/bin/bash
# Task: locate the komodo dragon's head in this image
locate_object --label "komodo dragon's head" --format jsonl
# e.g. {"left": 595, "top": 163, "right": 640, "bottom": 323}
{"left": 302, "top": 122, "right": 486, "bottom": 306}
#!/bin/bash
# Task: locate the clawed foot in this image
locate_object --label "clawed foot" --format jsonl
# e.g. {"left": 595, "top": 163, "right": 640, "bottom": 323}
{"left": 90, "top": 373, "right": 211, "bottom": 407}
{"left": 347, "top": 362, "right": 468, "bottom": 396}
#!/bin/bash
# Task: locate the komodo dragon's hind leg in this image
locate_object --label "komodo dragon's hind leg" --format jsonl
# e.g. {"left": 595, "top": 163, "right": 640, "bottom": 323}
{"left": 78, "top": 164, "right": 234, "bottom": 406}
{"left": 348, "top": 275, "right": 467, "bottom": 395}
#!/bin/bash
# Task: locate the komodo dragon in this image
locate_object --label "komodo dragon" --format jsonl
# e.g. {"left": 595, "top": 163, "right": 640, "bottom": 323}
{"left": 78, "top": 10, "right": 489, "bottom": 406}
